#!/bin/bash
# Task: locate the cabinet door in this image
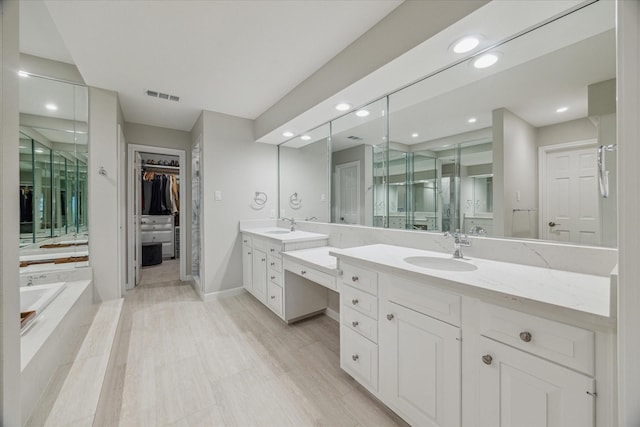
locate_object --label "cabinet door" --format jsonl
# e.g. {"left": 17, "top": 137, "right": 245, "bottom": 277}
{"left": 380, "top": 301, "right": 461, "bottom": 427}
{"left": 242, "top": 245, "right": 252, "bottom": 291}
{"left": 478, "top": 337, "right": 595, "bottom": 427}
{"left": 251, "top": 249, "right": 267, "bottom": 303}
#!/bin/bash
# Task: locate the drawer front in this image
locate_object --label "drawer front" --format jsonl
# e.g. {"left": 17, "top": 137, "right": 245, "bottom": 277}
{"left": 268, "top": 255, "right": 282, "bottom": 272}
{"left": 267, "top": 282, "right": 283, "bottom": 317}
{"left": 342, "top": 306, "right": 378, "bottom": 343}
{"left": 141, "top": 230, "right": 173, "bottom": 243}
{"left": 253, "top": 238, "right": 269, "bottom": 252}
{"left": 141, "top": 215, "right": 172, "bottom": 225}
{"left": 342, "top": 264, "right": 378, "bottom": 296}
{"left": 341, "top": 285, "right": 378, "bottom": 320}
{"left": 141, "top": 223, "right": 172, "bottom": 232}
{"left": 340, "top": 326, "right": 378, "bottom": 392}
{"left": 267, "top": 242, "right": 282, "bottom": 258}
{"left": 269, "top": 270, "right": 282, "bottom": 286}
{"left": 241, "top": 235, "right": 252, "bottom": 246}
{"left": 380, "top": 273, "right": 461, "bottom": 326}
{"left": 478, "top": 302, "right": 595, "bottom": 375}
{"left": 285, "top": 259, "right": 337, "bottom": 290}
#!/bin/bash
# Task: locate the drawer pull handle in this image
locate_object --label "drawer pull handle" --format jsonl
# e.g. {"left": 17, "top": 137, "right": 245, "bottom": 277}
{"left": 261, "top": 258, "right": 266, "bottom": 262}
{"left": 352, "top": 354, "right": 359, "bottom": 362}
{"left": 351, "top": 299, "right": 359, "bottom": 305}
{"left": 270, "top": 276, "right": 275, "bottom": 280}
{"left": 352, "top": 321, "right": 359, "bottom": 327}
{"left": 243, "top": 240, "right": 248, "bottom": 243}
{"left": 270, "top": 248, "right": 275, "bottom": 252}
{"left": 301, "top": 270, "right": 307, "bottom": 275}
{"left": 482, "top": 354, "right": 493, "bottom": 365}
{"left": 270, "top": 295, "right": 276, "bottom": 299}
{"left": 270, "top": 262, "right": 275, "bottom": 266}
{"left": 519, "top": 331, "right": 532, "bottom": 342}
{"left": 351, "top": 276, "right": 359, "bottom": 282}
{"left": 386, "top": 313, "right": 394, "bottom": 321}
{"left": 247, "top": 252, "right": 252, "bottom": 255}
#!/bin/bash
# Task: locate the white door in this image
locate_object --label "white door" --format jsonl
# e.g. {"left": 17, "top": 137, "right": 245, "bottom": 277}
{"left": 134, "top": 152, "right": 142, "bottom": 286}
{"left": 335, "top": 161, "right": 360, "bottom": 224}
{"left": 380, "top": 300, "right": 461, "bottom": 427}
{"left": 478, "top": 337, "right": 594, "bottom": 427}
{"left": 542, "top": 143, "right": 600, "bottom": 245}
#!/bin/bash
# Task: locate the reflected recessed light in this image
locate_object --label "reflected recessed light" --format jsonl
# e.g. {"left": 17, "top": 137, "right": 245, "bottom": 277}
{"left": 301, "top": 135, "right": 311, "bottom": 141}
{"left": 355, "top": 109, "right": 370, "bottom": 117}
{"left": 473, "top": 53, "right": 498, "bottom": 69}
{"left": 411, "top": 133, "right": 419, "bottom": 138}
{"left": 556, "top": 107, "right": 568, "bottom": 113}
{"left": 18, "top": 70, "right": 30, "bottom": 77}
{"left": 452, "top": 36, "right": 480, "bottom": 54}
{"left": 335, "top": 103, "right": 351, "bottom": 111}
{"left": 283, "top": 131, "right": 294, "bottom": 138}
{"left": 19, "top": 145, "right": 27, "bottom": 149}
{"left": 468, "top": 117, "right": 477, "bottom": 123}
{"left": 34, "top": 149, "right": 45, "bottom": 154}
{"left": 45, "top": 103, "right": 58, "bottom": 111}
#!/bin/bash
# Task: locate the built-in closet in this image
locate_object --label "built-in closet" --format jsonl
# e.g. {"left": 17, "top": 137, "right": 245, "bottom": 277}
{"left": 138, "top": 152, "right": 181, "bottom": 275}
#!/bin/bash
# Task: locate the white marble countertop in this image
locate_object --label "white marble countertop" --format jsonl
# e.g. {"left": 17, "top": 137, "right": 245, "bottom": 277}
{"left": 330, "top": 244, "right": 613, "bottom": 320}
{"left": 240, "top": 227, "right": 328, "bottom": 244}
{"left": 282, "top": 246, "right": 339, "bottom": 276}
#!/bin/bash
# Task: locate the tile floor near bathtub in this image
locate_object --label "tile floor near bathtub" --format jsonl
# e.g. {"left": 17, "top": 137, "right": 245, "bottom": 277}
{"left": 94, "top": 260, "right": 407, "bottom": 426}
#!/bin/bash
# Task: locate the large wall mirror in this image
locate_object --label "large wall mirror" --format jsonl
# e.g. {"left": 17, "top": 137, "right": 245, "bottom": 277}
{"left": 19, "top": 73, "right": 89, "bottom": 270}
{"left": 279, "top": 0, "right": 616, "bottom": 247}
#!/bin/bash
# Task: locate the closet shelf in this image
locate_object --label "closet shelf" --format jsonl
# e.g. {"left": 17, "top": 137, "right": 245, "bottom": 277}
{"left": 142, "top": 164, "right": 179, "bottom": 171}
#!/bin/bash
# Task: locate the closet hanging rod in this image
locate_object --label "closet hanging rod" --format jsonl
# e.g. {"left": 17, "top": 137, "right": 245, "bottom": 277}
{"left": 141, "top": 166, "right": 180, "bottom": 174}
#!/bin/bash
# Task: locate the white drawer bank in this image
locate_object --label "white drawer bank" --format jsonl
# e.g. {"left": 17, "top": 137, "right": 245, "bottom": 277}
{"left": 330, "top": 244, "right": 616, "bottom": 427}
{"left": 240, "top": 228, "right": 331, "bottom": 323}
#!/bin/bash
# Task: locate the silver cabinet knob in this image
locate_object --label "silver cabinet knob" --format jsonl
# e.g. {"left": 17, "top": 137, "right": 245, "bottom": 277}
{"left": 261, "top": 258, "right": 266, "bottom": 262}
{"left": 351, "top": 299, "right": 359, "bottom": 305}
{"left": 270, "top": 295, "right": 275, "bottom": 299}
{"left": 519, "top": 331, "right": 532, "bottom": 342}
{"left": 243, "top": 239, "right": 248, "bottom": 243}
{"left": 270, "top": 262, "right": 275, "bottom": 266}
{"left": 482, "top": 354, "right": 493, "bottom": 365}
{"left": 270, "top": 248, "right": 275, "bottom": 252}
{"left": 351, "top": 276, "right": 359, "bottom": 282}
{"left": 386, "top": 314, "right": 394, "bottom": 321}
{"left": 352, "top": 354, "right": 359, "bottom": 362}
{"left": 301, "top": 270, "right": 307, "bottom": 275}
{"left": 270, "top": 276, "right": 275, "bottom": 280}
{"left": 247, "top": 252, "right": 252, "bottom": 255}
{"left": 352, "top": 321, "right": 359, "bottom": 327}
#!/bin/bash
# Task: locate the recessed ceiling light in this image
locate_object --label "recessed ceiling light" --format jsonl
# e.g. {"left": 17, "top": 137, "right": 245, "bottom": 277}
{"left": 301, "top": 135, "right": 311, "bottom": 141}
{"left": 452, "top": 36, "right": 480, "bottom": 54}
{"left": 473, "top": 53, "right": 499, "bottom": 69}
{"left": 411, "top": 133, "right": 419, "bottom": 138}
{"left": 34, "top": 149, "right": 45, "bottom": 154}
{"left": 468, "top": 117, "right": 477, "bottom": 123}
{"left": 556, "top": 107, "right": 568, "bottom": 113}
{"left": 45, "top": 103, "right": 58, "bottom": 111}
{"left": 283, "top": 131, "right": 294, "bottom": 138}
{"left": 19, "top": 145, "right": 27, "bottom": 149}
{"left": 335, "top": 103, "right": 351, "bottom": 111}
{"left": 18, "top": 70, "right": 30, "bottom": 77}
{"left": 355, "top": 109, "right": 370, "bottom": 117}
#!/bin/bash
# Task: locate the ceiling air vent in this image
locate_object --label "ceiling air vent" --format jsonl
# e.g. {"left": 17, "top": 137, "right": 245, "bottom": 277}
{"left": 347, "top": 135, "right": 363, "bottom": 141}
{"left": 145, "top": 89, "right": 180, "bottom": 102}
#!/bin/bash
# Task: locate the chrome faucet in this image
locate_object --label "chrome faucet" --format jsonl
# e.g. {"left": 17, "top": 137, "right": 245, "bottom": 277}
{"left": 283, "top": 217, "right": 296, "bottom": 231}
{"left": 443, "top": 229, "right": 471, "bottom": 259}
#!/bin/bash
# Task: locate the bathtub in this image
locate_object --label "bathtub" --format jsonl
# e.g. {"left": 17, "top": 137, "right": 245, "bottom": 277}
{"left": 21, "top": 282, "right": 66, "bottom": 315}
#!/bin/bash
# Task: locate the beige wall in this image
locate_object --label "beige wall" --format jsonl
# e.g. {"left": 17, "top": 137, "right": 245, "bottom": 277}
{"left": 200, "top": 111, "right": 278, "bottom": 295}
{"left": 1, "top": 1, "right": 21, "bottom": 424}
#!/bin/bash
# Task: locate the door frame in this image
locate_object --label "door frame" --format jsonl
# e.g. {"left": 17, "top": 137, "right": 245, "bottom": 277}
{"left": 127, "top": 143, "right": 187, "bottom": 289}
{"left": 334, "top": 160, "right": 360, "bottom": 224}
{"left": 538, "top": 139, "right": 597, "bottom": 241}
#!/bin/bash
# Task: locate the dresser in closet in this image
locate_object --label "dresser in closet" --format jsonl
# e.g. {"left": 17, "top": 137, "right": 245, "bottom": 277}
{"left": 141, "top": 215, "right": 174, "bottom": 259}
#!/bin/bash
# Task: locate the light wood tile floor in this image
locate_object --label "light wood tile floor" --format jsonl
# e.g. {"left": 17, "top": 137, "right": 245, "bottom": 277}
{"left": 94, "top": 267, "right": 408, "bottom": 427}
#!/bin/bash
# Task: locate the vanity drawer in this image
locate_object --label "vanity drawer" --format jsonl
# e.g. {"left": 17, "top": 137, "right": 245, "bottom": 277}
{"left": 269, "top": 270, "right": 282, "bottom": 286}
{"left": 478, "top": 302, "right": 595, "bottom": 375}
{"left": 267, "top": 242, "right": 282, "bottom": 258}
{"left": 342, "top": 285, "right": 378, "bottom": 320}
{"left": 342, "top": 264, "right": 378, "bottom": 296}
{"left": 380, "top": 273, "right": 461, "bottom": 326}
{"left": 286, "top": 260, "right": 336, "bottom": 290}
{"left": 268, "top": 255, "right": 282, "bottom": 272}
{"left": 141, "top": 230, "right": 173, "bottom": 243}
{"left": 267, "top": 282, "right": 283, "bottom": 317}
{"left": 141, "top": 223, "right": 172, "bottom": 232}
{"left": 342, "top": 306, "right": 378, "bottom": 343}
{"left": 141, "top": 215, "right": 172, "bottom": 225}
{"left": 340, "top": 325, "right": 378, "bottom": 392}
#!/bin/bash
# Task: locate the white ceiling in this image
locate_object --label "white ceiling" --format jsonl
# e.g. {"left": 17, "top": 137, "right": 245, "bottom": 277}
{"left": 21, "top": 0, "right": 402, "bottom": 131}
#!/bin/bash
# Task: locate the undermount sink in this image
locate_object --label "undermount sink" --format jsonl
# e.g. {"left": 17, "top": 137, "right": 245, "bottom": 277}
{"left": 403, "top": 256, "right": 478, "bottom": 272}
{"left": 265, "top": 230, "right": 291, "bottom": 235}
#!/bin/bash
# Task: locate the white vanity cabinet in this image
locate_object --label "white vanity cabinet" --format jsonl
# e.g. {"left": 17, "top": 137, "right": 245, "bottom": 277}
{"left": 378, "top": 274, "right": 461, "bottom": 427}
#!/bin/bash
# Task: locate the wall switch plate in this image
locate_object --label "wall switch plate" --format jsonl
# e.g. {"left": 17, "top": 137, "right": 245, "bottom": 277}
{"left": 214, "top": 190, "right": 222, "bottom": 201}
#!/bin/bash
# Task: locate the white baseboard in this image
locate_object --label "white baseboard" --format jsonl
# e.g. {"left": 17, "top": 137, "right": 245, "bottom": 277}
{"left": 325, "top": 307, "right": 340, "bottom": 322}
{"left": 204, "top": 286, "right": 246, "bottom": 301}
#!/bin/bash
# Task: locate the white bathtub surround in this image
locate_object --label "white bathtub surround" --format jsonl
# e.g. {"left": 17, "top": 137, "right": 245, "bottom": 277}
{"left": 296, "top": 221, "right": 618, "bottom": 277}
{"left": 21, "top": 280, "right": 96, "bottom": 426}
{"left": 20, "top": 283, "right": 66, "bottom": 331}
{"left": 20, "top": 266, "right": 93, "bottom": 287}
